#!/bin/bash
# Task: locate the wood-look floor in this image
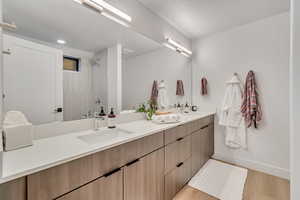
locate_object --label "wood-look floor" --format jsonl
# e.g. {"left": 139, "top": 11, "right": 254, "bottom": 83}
{"left": 174, "top": 169, "right": 290, "bottom": 200}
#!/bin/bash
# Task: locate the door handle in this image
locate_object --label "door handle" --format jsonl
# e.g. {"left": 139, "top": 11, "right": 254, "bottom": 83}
{"left": 176, "top": 162, "right": 184, "bottom": 168}
{"left": 54, "top": 108, "right": 63, "bottom": 113}
{"left": 103, "top": 168, "right": 121, "bottom": 177}
{"left": 201, "top": 125, "right": 209, "bottom": 130}
{"left": 2, "top": 50, "right": 11, "bottom": 55}
{"left": 126, "top": 158, "right": 140, "bottom": 167}
{"left": 176, "top": 137, "right": 184, "bottom": 142}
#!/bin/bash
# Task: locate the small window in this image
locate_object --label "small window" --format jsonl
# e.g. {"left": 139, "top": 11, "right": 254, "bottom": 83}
{"left": 63, "top": 56, "right": 80, "bottom": 72}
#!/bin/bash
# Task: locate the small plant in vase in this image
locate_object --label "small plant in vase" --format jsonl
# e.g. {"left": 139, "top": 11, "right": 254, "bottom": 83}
{"left": 136, "top": 100, "right": 157, "bottom": 120}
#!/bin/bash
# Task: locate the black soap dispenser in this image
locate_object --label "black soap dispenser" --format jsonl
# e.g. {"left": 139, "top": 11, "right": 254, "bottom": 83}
{"left": 108, "top": 108, "right": 116, "bottom": 129}
{"left": 99, "top": 106, "right": 106, "bottom": 117}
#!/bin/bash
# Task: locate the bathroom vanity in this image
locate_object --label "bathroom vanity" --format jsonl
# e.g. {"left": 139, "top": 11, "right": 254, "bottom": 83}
{"left": 0, "top": 113, "right": 214, "bottom": 200}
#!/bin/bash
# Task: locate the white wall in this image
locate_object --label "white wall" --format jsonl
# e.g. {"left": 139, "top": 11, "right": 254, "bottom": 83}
{"left": 106, "top": 0, "right": 191, "bottom": 50}
{"left": 290, "top": 0, "right": 300, "bottom": 198}
{"left": 192, "top": 12, "right": 290, "bottom": 179}
{"left": 123, "top": 47, "right": 192, "bottom": 110}
{"left": 107, "top": 44, "right": 122, "bottom": 113}
{"left": 62, "top": 48, "right": 94, "bottom": 121}
{"left": 92, "top": 50, "right": 108, "bottom": 113}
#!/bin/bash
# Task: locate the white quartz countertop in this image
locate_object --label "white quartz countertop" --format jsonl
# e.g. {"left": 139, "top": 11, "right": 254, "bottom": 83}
{"left": 0, "top": 112, "right": 215, "bottom": 184}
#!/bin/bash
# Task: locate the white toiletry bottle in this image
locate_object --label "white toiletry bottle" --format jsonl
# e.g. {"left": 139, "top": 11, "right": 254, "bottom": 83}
{"left": 108, "top": 108, "right": 116, "bottom": 129}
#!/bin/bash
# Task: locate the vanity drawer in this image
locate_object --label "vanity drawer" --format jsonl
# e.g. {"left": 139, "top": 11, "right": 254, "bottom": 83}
{"left": 200, "top": 115, "right": 214, "bottom": 128}
{"left": 187, "top": 115, "right": 214, "bottom": 134}
{"left": 27, "top": 132, "right": 164, "bottom": 200}
{"left": 28, "top": 145, "right": 123, "bottom": 200}
{"left": 165, "top": 135, "right": 191, "bottom": 174}
{"left": 164, "top": 158, "right": 192, "bottom": 200}
{"left": 164, "top": 125, "right": 188, "bottom": 145}
{"left": 121, "top": 131, "right": 164, "bottom": 164}
{"left": 56, "top": 168, "right": 123, "bottom": 200}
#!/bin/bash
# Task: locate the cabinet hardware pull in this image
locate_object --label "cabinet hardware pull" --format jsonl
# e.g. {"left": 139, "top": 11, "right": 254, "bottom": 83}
{"left": 126, "top": 158, "right": 140, "bottom": 167}
{"left": 176, "top": 137, "right": 184, "bottom": 141}
{"left": 2, "top": 50, "right": 11, "bottom": 55}
{"left": 176, "top": 162, "right": 184, "bottom": 168}
{"left": 104, "top": 167, "right": 121, "bottom": 177}
{"left": 201, "top": 125, "right": 209, "bottom": 129}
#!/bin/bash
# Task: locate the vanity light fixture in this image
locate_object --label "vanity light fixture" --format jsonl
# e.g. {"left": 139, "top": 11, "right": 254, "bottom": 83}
{"left": 101, "top": 12, "right": 130, "bottom": 27}
{"left": 73, "top": 0, "right": 131, "bottom": 27}
{"left": 163, "top": 43, "right": 176, "bottom": 51}
{"left": 164, "top": 37, "right": 192, "bottom": 57}
{"left": 57, "top": 39, "right": 66, "bottom": 44}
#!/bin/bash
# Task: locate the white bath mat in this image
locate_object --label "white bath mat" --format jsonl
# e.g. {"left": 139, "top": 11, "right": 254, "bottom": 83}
{"left": 188, "top": 159, "right": 248, "bottom": 200}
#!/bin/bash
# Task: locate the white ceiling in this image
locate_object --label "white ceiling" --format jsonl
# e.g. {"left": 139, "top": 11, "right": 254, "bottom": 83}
{"left": 3, "top": 0, "right": 161, "bottom": 56}
{"left": 138, "top": 0, "right": 290, "bottom": 39}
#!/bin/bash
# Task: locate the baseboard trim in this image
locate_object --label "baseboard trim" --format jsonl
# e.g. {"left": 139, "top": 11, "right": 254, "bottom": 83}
{"left": 213, "top": 153, "right": 290, "bottom": 180}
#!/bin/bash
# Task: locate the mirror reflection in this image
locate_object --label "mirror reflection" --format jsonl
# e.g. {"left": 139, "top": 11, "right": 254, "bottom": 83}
{"left": 2, "top": 0, "right": 165, "bottom": 125}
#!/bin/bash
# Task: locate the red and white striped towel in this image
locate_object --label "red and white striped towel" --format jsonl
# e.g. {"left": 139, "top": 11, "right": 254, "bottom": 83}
{"left": 176, "top": 80, "right": 185, "bottom": 96}
{"left": 201, "top": 77, "right": 208, "bottom": 95}
{"left": 241, "top": 71, "right": 262, "bottom": 128}
{"left": 150, "top": 80, "right": 158, "bottom": 104}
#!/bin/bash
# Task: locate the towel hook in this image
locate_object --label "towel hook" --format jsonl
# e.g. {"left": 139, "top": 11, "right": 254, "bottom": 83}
{"left": 0, "top": 22, "right": 17, "bottom": 31}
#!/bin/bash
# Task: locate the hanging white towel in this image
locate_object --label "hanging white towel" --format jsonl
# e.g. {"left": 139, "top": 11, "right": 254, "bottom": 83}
{"left": 157, "top": 80, "right": 170, "bottom": 110}
{"left": 219, "top": 76, "right": 247, "bottom": 149}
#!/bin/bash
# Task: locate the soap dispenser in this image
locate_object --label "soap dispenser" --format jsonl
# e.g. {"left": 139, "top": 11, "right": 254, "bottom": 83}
{"left": 99, "top": 106, "right": 106, "bottom": 118}
{"left": 94, "top": 106, "right": 106, "bottom": 130}
{"left": 108, "top": 108, "right": 116, "bottom": 129}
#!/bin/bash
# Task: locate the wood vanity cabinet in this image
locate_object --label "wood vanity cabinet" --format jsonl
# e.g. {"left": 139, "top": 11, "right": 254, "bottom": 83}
{"left": 124, "top": 148, "right": 164, "bottom": 200}
{"left": 56, "top": 168, "right": 123, "bottom": 200}
{"left": 0, "top": 178, "right": 26, "bottom": 200}
{"left": 27, "top": 131, "right": 164, "bottom": 200}
{"left": 0, "top": 115, "right": 215, "bottom": 200}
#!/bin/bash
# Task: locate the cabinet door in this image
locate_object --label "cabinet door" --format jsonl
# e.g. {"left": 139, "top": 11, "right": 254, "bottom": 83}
{"left": 124, "top": 148, "right": 164, "bottom": 200}
{"left": 164, "top": 158, "right": 191, "bottom": 200}
{"left": 208, "top": 123, "right": 214, "bottom": 157}
{"left": 3, "top": 34, "right": 63, "bottom": 125}
{"left": 191, "top": 124, "right": 214, "bottom": 176}
{"left": 57, "top": 169, "right": 123, "bottom": 200}
{"left": 191, "top": 130, "right": 203, "bottom": 176}
{"left": 0, "top": 178, "right": 26, "bottom": 200}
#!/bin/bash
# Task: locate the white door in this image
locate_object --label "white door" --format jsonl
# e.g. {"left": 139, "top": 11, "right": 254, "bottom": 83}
{"left": 3, "top": 34, "right": 63, "bottom": 125}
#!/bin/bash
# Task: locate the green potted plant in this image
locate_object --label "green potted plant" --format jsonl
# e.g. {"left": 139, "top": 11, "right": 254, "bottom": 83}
{"left": 136, "top": 100, "right": 157, "bottom": 120}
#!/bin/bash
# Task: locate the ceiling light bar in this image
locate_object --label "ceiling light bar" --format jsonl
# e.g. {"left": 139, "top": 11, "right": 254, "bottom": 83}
{"left": 72, "top": 0, "right": 131, "bottom": 27}
{"left": 102, "top": 12, "right": 130, "bottom": 27}
{"left": 165, "top": 37, "right": 192, "bottom": 55}
{"left": 83, "top": 0, "right": 104, "bottom": 12}
{"left": 163, "top": 43, "right": 177, "bottom": 51}
{"left": 91, "top": 0, "right": 132, "bottom": 22}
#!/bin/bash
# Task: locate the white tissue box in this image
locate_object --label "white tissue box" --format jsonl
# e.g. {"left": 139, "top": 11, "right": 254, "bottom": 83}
{"left": 3, "top": 124, "right": 33, "bottom": 151}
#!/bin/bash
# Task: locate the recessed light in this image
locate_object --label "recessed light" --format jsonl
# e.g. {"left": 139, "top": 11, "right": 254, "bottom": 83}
{"left": 57, "top": 40, "right": 66, "bottom": 44}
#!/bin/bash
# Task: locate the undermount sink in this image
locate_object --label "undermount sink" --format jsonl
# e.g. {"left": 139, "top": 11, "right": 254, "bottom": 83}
{"left": 78, "top": 128, "right": 134, "bottom": 145}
